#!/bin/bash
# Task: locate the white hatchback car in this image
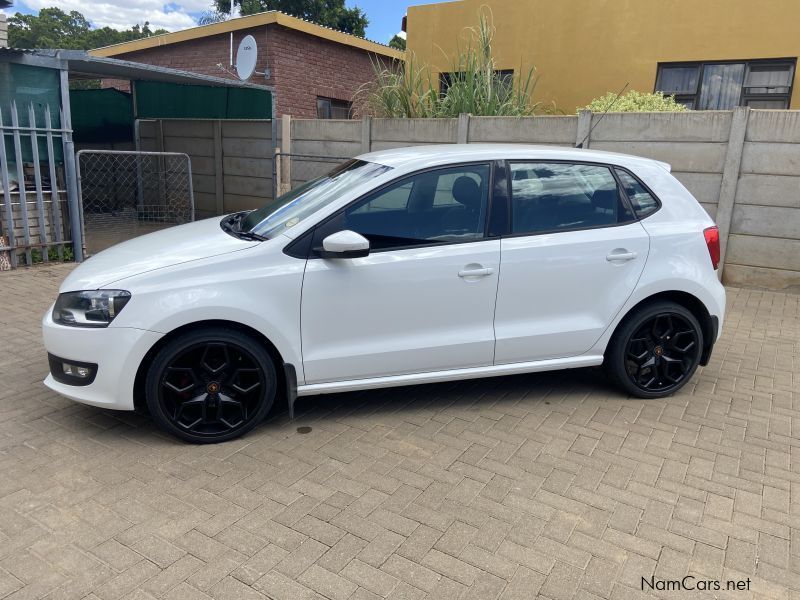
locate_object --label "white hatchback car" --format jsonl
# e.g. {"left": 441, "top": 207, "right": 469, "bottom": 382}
{"left": 43, "top": 145, "right": 725, "bottom": 443}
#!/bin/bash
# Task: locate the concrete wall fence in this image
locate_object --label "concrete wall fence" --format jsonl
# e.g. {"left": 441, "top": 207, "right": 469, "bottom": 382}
{"left": 282, "top": 108, "right": 800, "bottom": 292}
{"left": 138, "top": 119, "right": 273, "bottom": 219}
{"left": 137, "top": 109, "right": 799, "bottom": 291}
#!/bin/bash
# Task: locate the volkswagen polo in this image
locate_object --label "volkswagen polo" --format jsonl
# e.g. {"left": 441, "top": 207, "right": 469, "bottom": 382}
{"left": 43, "top": 145, "right": 725, "bottom": 443}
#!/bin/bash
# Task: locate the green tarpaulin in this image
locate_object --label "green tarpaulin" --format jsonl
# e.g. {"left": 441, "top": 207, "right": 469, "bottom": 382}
{"left": 70, "top": 88, "right": 133, "bottom": 143}
{"left": 134, "top": 81, "right": 272, "bottom": 120}
{"left": 0, "top": 62, "right": 62, "bottom": 162}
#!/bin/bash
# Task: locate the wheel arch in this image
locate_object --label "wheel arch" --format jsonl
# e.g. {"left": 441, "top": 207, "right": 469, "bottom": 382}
{"left": 132, "top": 319, "right": 289, "bottom": 414}
{"left": 608, "top": 290, "right": 717, "bottom": 366}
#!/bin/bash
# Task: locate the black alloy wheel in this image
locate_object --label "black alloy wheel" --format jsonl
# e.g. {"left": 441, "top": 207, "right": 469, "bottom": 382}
{"left": 606, "top": 301, "right": 703, "bottom": 398}
{"left": 145, "top": 328, "right": 276, "bottom": 443}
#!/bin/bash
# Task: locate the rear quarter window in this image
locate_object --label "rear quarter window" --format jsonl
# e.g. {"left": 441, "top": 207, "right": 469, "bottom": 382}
{"left": 615, "top": 169, "right": 660, "bottom": 219}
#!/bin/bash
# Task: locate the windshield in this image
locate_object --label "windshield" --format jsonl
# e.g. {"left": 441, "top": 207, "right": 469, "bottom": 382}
{"left": 241, "top": 159, "right": 392, "bottom": 238}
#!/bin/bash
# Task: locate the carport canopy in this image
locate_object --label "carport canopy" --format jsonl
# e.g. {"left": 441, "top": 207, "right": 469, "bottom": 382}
{"left": 1, "top": 48, "right": 273, "bottom": 121}
{"left": 2, "top": 48, "right": 269, "bottom": 89}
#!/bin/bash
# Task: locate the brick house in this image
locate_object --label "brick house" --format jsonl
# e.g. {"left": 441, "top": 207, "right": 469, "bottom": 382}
{"left": 89, "top": 11, "right": 403, "bottom": 118}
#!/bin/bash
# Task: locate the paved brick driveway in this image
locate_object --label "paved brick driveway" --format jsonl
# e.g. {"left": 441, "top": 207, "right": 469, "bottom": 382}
{"left": 0, "top": 263, "right": 798, "bottom": 600}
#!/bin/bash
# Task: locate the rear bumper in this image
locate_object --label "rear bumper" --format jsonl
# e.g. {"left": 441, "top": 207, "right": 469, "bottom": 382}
{"left": 42, "top": 308, "right": 163, "bottom": 410}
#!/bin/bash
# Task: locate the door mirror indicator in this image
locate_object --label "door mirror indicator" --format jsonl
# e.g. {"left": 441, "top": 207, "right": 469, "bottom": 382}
{"left": 319, "top": 230, "right": 370, "bottom": 258}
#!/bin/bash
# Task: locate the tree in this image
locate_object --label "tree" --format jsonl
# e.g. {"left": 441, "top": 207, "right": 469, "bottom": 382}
{"left": 198, "top": 11, "right": 228, "bottom": 26}
{"left": 388, "top": 34, "right": 405, "bottom": 51}
{"left": 8, "top": 7, "right": 168, "bottom": 50}
{"left": 214, "top": 0, "right": 369, "bottom": 37}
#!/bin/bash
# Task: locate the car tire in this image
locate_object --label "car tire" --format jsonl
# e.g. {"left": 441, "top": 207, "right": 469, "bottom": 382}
{"left": 605, "top": 301, "right": 704, "bottom": 399}
{"left": 145, "top": 328, "right": 277, "bottom": 443}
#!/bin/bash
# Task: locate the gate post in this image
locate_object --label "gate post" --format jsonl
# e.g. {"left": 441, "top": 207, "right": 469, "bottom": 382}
{"left": 274, "top": 147, "right": 282, "bottom": 198}
{"left": 716, "top": 106, "right": 749, "bottom": 279}
{"left": 59, "top": 70, "right": 84, "bottom": 262}
{"left": 280, "top": 115, "right": 291, "bottom": 195}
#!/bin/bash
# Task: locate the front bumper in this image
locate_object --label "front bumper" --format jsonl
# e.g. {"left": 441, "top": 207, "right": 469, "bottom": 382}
{"left": 42, "top": 308, "right": 163, "bottom": 410}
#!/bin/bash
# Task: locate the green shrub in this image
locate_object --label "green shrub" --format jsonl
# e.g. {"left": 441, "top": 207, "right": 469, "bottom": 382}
{"left": 27, "top": 245, "right": 75, "bottom": 265}
{"left": 582, "top": 90, "right": 688, "bottom": 113}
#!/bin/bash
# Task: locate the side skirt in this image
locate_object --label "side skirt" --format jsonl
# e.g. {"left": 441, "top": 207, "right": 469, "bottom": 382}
{"left": 283, "top": 363, "right": 298, "bottom": 419}
{"left": 296, "top": 355, "right": 604, "bottom": 397}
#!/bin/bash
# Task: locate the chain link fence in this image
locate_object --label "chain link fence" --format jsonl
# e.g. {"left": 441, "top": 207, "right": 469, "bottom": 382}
{"left": 77, "top": 150, "right": 194, "bottom": 255}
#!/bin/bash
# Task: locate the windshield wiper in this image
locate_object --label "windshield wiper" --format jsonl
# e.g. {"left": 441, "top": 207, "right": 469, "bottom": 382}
{"left": 235, "top": 230, "right": 266, "bottom": 241}
{"left": 220, "top": 213, "right": 265, "bottom": 241}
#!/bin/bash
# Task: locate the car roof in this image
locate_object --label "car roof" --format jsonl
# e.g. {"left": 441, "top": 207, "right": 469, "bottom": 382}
{"left": 358, "top": 144, "right": 671, "bottom": 172}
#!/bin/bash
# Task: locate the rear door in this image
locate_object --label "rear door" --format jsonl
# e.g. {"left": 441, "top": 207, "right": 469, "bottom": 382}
{"left": 494, "top": 161, "right": 650, "bottom": 363}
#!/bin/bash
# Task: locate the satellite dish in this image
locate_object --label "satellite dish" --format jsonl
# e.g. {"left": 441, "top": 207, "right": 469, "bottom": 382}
{"left": 235, "top": 35, "right": 258, "bottom": 81}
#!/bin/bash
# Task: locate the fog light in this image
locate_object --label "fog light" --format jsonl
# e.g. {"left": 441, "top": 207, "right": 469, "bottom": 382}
{"left": 48, "top": 354, "right": 97, "bottom": 386}
{"left": 63, "top": 363, "right": 91, "bottom": 378}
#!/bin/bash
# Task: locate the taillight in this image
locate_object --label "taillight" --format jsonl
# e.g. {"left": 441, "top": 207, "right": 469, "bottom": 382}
{"left": 703, "top": 226, "right": 720, "bottom": 270}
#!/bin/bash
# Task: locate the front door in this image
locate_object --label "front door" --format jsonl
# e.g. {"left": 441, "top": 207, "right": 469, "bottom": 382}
{"left": 494, "top": 161, "right": 650, "bottom": 363}
{"left": 301, "top": 163, "right": 500, "bottom": 384}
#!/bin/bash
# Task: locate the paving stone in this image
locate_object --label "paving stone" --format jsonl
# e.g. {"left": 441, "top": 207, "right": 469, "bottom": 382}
{"left": 297, "top": 564, "right": 358, "bottom": 600}
{"left": 0, "top": 266, "right": 798, "bottom": 600}
{"left": 540, "top": 560, "right": 584, "bottom": 600}
{"left": 340, "top": 559, "right": 399, "bottom": 597}
{"left": 380, "top": 554, "right": 441, "bottom": 593}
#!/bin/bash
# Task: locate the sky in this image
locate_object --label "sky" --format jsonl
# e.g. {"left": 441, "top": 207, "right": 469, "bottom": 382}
{"left": 0, "top": 0, "right": 437, "bottom": 44}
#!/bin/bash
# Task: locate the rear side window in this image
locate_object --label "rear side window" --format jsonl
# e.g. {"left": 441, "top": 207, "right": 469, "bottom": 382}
{"left": 509, "top": 162, "right": 634, "bottom": 235}
{"left": 615, "top": 169, "right": 660, "bottom": 219}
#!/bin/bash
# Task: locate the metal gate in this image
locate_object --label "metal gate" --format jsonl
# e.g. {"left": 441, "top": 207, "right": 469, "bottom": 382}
{"left": 77, "top": 150, "right": 194, "bottom": 256}
{"left": 0, "top": 101, "right": 80, "bottom": 269}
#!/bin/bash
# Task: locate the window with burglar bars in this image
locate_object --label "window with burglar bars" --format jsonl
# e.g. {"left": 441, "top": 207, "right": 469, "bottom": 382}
{"left": 316, "top": 96, "right": 353, "bottom": 119}
{"left": 439, "top": 69, "right": 515, "bottom": 97}
{"left": 655, "top": 59, "right": 796, "bottom": 109}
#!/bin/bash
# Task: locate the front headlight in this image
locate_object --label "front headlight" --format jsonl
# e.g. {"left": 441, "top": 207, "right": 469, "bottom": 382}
{"left": 53, "top": 290, "right": 132, "bottom": 328}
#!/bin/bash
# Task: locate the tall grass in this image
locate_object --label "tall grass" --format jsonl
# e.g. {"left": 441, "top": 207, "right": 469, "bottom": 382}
{"left": 358, "top": 54, "right": 440, "bottom": 119}
{"left": 357, "top": 9, "right": 548, "bottom": 118}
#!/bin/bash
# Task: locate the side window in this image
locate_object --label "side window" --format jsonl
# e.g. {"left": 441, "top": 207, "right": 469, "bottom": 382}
{"left": 350, "top": 181, "right": 413, "bottom": 213}
{"left": 433, "top": 171, "right": 483, "bottom": 207}
{"left": 316, "top": 164, "right": 491, "bottom": 252}
{"left": 615, "top": 169, "right": 660, "bottom": 219}
{"left": 509, "top": 162, "right": 634, "bottom": 235}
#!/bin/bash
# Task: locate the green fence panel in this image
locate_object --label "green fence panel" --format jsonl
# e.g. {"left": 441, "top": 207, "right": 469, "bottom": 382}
{"left": 70, "top": 88, "right": 133, "bottom": 143}
{"left": 0, "top": 62, "right": 62, "bottom": 162}
{"left": 134, "top": 81, "right": 272, "bottom": 120}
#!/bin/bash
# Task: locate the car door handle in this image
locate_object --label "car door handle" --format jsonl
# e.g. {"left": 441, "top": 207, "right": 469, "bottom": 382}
{"left": 458, "top": 267, "right": 494, "bottom": 278}
{"left": 606, "top": 250, "right": 638, "bottom": 262}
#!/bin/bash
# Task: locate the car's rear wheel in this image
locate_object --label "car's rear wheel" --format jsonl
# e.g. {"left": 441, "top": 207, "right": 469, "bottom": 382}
{"left": 145, "top": 328, "right": 276, "bottom": 443}
{"left": 605, "top": 301, "right": 703, "bottom": 398}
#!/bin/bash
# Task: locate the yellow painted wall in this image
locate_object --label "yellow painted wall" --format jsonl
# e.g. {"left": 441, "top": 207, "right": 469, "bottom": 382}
{"left": 406, "top": 0, "right": 800, "bottom": 112}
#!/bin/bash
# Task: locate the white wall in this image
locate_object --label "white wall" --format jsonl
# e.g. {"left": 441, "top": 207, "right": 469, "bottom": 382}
{"left": 0, "top": 14, "right": 8, "bottom": 49}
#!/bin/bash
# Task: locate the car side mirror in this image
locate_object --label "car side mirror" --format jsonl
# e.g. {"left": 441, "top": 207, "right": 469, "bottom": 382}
{"left": 319, "top": 230, "right": 370, "bottom": 259}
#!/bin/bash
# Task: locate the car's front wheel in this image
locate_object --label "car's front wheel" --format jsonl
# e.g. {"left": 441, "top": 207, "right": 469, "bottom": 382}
{"left": 145, "top": 328, "right": 277, "bottom": 443}
{"left": 605, "top": 301, "right": 704, "bottom": 398}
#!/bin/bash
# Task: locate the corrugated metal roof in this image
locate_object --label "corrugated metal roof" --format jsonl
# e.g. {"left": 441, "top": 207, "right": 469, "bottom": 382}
{"left": 0, "top": 48, "right": 272, "bottom": 90}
